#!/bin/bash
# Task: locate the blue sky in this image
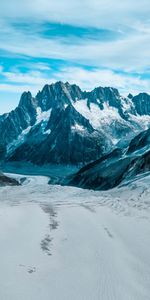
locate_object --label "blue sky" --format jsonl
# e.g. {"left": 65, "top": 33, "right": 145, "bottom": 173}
{"left": 0, "top": 0, "right": 150, "bottom": 113}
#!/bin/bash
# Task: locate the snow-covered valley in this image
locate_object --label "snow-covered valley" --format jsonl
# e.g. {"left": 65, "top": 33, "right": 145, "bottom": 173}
{"left": 0, "top": 173, "right": 150, "bottom": 300}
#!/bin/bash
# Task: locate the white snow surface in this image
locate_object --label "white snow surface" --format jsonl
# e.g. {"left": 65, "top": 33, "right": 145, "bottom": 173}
{"left": 0, "top": 172, "right": 150, "bottom": 300}
{"left": 73, "top": 100, "right": 122, "bottom": 130}
{"left": 44, "top": 129, "right": 51, "bottom": 135}
{"left": 73, "top": 99, "right": 150, "bottom": 131}
{"left": 71, "top": 123, "right": 85, "bottom": 132}
{"left": 36, "top": 107, "right": 51, "bottom": 124}
{"left": 129, "top": 113, "right": 150, "bottom": 130}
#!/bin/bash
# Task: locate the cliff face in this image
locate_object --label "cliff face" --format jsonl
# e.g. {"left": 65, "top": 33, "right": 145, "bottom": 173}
{"left": 132, "top": 93, "right": 150, "bottom": 116}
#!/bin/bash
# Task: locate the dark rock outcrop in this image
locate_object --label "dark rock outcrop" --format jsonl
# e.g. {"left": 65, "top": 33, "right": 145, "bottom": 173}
{"left": 132, "top": 93, "right": 150, "bottom": 115}
{"left": 0, "top": 173, "right": 20, "bottom": 186}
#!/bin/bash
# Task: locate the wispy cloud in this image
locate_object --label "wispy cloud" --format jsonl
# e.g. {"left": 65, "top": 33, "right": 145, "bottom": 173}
{"left": 0, "top": 0, "right": 150, "bottom": 112}
{"left": 51, "top": 67, "right": 150, "bottom": 95}
{"left": 0, "top": 66, "right": 149, "bottom": 96}
{"left": 0, "top": 0, "right": 150, "bottom": 30}
{"left": 0, "top": 20, "right": 150, "bottom": 73}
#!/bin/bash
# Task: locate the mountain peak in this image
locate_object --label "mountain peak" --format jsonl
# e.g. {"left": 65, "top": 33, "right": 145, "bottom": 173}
{"left": 36, "top": 81, "right": 83, "bottom": 111}
{"left": 18, "top": 91, "right": 36, "bottom": 109}
{"left": 19, "top": 91, "right": 32, "bottom": 103}
{"left": 132, "top": 92, "right": 150, "bottom": 115}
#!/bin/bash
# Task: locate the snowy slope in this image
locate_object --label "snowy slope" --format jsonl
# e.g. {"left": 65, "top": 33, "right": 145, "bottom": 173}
{"left": 73, "top": 99, "right": 150, "bottom": 145}
{"left": 0, "top": 173, "right": 150, "bottom": 300}
{"left": 73, "top": 100, "right": 123, "bottom": 129}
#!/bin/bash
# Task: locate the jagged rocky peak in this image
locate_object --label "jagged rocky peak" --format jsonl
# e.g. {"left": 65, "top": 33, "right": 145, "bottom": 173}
{"left": 36, "top": 84, "right": 53, "bottom": 111}
{"left": 17, "top": 91, "right": 38, "bottom": 126}
{"left": 18, "top": 91, "right": 36, "bottom": 109}
{"left": 15, "top": 83, "right": 150, "bottom": 119}
{"left": 86, "top": 86, "right": 121, "bottom": 109}
{"left": 17, "top": 84, "right": 122, "bottom": 117}
{"left": 96, "top": 86, "right": 120, "bottom": 100}
{"left": 64, "top": 82, "right": 83, "bottom": 101}
{"left": 36, "top": 81, "right": 83, "bottom": 111}
{"left": 132, "top": 93, "right": 150, "bottom": 115}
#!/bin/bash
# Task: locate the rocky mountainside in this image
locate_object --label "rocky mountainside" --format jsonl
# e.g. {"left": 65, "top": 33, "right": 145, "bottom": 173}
{"left": 67, "top": 127, "right": 150, "bottom": 190}
{"left": 1, "top": 81, "right": 150, "bottom": 165}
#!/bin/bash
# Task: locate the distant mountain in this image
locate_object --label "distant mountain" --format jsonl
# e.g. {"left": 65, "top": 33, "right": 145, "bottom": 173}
{"left": 1, "top": 81, "right": 150, "bottom": 165}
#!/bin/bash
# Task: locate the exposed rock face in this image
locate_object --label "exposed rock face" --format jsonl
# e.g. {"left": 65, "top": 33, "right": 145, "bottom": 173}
{"left": 8, "top": 104, "right": 110, "bottom": 165}
{"left": 1, "top": 81, "right": 150, "bottom": 165}
{"left": 0, "top": 91, "right": 37, "bottom": 147}
{"left": 67, "top": 127, "right": 150, "bottom": 190}
{"left": 36, "top": 82, "right": 83, "bottom": 111}
{"left": 132, "top": 93, "right": 150, "bottom": 115}
{"left": 127, "top": 128, "right": 150, "bottom": 154}
{"left": 66, "top": 148, "right": 128, "bottom": 190}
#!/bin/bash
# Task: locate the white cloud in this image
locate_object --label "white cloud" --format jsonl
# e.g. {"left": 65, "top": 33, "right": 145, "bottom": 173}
{"left": 0, "top": 73, "right": 54, "bottom": 95}
{"left": 0, "top": 66, "right": 149, "bottom": 96}
{"left": 0, "top": 0, "right": 150, "bottom": 31}
{"left": 3, "top": 70, "right": 50, "bottom": 85}
{"left": 26, "top": 63, "right": 52, "bottom": 71}
{"left": 53, "top": 67, "right": 150, "bottom": 95}
{"left": 0, "top": 0, "right": 149, "bottom": 101}
{"left": 0, "top": 19, "right": 150, "bottom": 73}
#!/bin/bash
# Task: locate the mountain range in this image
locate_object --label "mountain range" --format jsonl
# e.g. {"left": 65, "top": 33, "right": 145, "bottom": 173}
{"left": 1, "top": 81, "right": 150, "bottom": 188}
{"left": 1, "top": 81, "right": 150, "bottom": 165}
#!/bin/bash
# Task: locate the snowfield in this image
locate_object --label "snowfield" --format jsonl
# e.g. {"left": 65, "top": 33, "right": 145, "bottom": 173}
{"left": 0, "top": 173, "right": 150, "bottom": 300}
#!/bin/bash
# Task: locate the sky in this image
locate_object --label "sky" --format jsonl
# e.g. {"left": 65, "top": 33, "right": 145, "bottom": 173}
{"left": 0, "top": 0, "right": 150, "bottom": 113}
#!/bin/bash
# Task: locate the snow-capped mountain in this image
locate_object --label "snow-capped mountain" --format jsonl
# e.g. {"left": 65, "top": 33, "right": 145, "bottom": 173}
{"left": 1, "top": 81, "right": 150, "bottom": 165}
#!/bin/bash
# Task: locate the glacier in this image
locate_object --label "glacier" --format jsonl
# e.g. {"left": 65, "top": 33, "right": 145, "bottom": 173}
{"left": 0, "top": 172, "right": 150, "bottom": 300}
